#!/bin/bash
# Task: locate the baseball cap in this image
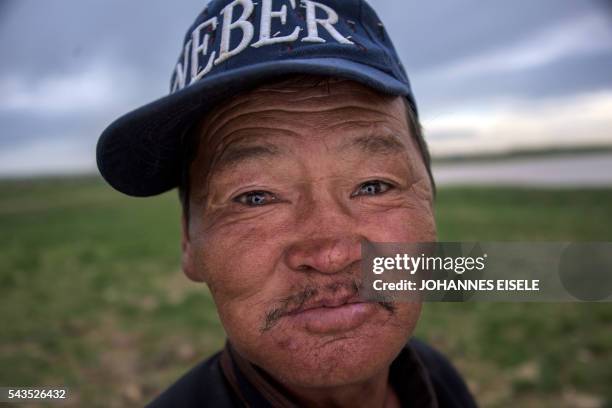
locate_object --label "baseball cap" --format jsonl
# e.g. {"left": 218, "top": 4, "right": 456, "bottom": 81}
{"left": 97, "top": 0, "right": 417, "bottom": 197}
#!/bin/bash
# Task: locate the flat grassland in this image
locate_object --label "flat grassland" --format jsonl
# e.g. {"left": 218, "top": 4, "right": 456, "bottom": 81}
{"left": 1, "top": 177, "right": 611, "bottom": 407}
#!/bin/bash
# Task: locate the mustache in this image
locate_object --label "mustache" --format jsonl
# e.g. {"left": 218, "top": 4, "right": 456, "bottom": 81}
{"left": 260, "top": 279, "right": 396, "bottom": 333}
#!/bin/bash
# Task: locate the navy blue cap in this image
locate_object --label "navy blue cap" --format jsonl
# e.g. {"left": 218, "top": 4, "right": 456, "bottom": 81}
{"left": 97, "top": 0, "right": 417, "bottom": 197}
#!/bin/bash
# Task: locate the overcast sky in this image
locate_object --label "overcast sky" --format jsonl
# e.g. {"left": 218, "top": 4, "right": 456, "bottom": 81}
{"left": 1, "top": 0, "right": 611, "bottom": 175}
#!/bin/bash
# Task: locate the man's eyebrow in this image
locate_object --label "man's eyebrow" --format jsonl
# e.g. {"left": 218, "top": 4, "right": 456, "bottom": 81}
{"left": 214, "top": 143, "right": 282, "bottom": 171}
{"left": 339, "top": 134, "right": 407, "bottom": 156}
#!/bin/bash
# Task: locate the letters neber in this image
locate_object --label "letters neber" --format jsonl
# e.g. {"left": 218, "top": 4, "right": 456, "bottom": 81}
{"left": 172, "top": 0, "right": 354, "bottom": 92}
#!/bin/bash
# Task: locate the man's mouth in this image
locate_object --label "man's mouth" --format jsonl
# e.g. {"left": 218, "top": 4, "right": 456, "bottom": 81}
{"left": 284, "top": 294, "right": 378, "bottom": 334}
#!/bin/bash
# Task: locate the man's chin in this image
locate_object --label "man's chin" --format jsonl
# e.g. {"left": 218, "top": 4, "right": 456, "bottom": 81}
{"left": 251, "top": 313, "right": 412, "bottom": 388}
{"left": 226, "top": 302, "right": 420, "bottom": 388}
{"left": 262, "top": 330, "right": 407, "bottom": 388}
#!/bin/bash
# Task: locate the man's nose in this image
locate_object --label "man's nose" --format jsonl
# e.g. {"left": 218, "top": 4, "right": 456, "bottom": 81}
{"left": 282, "top": 186, "right": 364, "bottom": 274}
{"left": 284, "top": 236, "right": 362, "bottom": 274}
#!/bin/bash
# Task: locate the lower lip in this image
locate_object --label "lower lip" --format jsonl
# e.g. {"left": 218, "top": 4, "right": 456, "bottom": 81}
{"left": 287, "top": 302, "right": 378, "bottom": 334}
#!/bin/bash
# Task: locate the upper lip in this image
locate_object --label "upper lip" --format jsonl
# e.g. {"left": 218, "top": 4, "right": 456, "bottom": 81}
{"left": 288, "top": 293, "right": 364, "bottom": 315}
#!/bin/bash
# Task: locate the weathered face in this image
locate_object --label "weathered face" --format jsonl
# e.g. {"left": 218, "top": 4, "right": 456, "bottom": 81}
{"left": 182, "top": 77, "right": 436, "bottom": 388}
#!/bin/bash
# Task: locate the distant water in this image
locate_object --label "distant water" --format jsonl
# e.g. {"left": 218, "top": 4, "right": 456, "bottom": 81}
{"left": 433, "top": 152, "right": 612, "bottom": 187}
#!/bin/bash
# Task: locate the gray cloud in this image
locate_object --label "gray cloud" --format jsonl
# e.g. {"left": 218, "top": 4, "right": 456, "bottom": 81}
{"left": 372, "top": 0, "right": 601, "bottom": 69}
{"left": 415, "top": 52, "right": 612, "bottom": 111}
{"left": 0, "top": 0, "right": 203, "bottom": 83}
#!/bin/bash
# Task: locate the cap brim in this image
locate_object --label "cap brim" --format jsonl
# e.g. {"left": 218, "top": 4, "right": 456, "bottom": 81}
{"left": 97, "top": 58, "right": 413, "bottom": 197}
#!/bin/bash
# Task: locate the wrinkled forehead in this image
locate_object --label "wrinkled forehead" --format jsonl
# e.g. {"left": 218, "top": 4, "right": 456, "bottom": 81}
{"left": 192, "top": 76, "right": 411, "bottom": 161}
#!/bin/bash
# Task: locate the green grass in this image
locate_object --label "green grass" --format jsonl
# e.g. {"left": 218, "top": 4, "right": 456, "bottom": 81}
{"left": 1, "top": 177, "right": 611, "bottom": 407}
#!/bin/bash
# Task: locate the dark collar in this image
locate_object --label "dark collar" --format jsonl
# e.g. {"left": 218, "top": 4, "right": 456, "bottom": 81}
{"left": 220, "top": 340, "right": 438, "bottom": 408}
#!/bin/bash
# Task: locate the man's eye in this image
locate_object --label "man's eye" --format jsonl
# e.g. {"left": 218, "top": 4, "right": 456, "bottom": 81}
{"left": 352, "top": 180, "right": 393, "bottom": 197}
{"left": 234, "top": 191, "right": 277, "bottom": 206}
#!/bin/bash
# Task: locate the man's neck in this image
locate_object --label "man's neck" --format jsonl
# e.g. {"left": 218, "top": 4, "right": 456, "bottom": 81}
{"left": 222, "top": 342, "right": 408, "bottom": 408}
{"left": 281, "top": 367, "right": 401, "bottom": 408}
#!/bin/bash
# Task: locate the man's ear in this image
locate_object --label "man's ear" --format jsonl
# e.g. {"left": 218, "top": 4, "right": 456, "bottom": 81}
{"left": 181, "top": 214, "right": 206, "bottom": 282}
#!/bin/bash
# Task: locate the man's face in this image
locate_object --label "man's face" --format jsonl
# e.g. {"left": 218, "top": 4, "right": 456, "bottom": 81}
{"left": 183, "top": 77, "right": 436, "bottom": 388}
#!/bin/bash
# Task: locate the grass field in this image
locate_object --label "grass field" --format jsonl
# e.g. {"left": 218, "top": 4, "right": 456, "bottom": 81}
{"left": 1, "top": 177, "right": 611, "bottom": 407}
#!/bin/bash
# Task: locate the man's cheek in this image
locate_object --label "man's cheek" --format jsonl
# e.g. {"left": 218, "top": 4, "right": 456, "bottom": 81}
{"left": 361, "top": 209, "right": 436, "bottom": 242}
{"left": 198, "top": 244, "right": 274, "bottom": 341}
{"left": 195, "top": 235, "right": 275, "bottom": 302}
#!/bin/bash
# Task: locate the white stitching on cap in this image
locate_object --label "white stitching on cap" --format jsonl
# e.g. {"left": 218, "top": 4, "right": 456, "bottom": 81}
{"left": 301, "top": 0, "right": 354, "bottom": 44}
{"left": 215, "top": 0, "right": 255, "bottom": 65}
{"left": 171, "top": 0, "right": 355, "bottom": 93}
{"left": 190, "top": 17, "right": 219, "bottom": 84}
{"left": 252, "top": 0, "right": 300, "bottom": 48}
